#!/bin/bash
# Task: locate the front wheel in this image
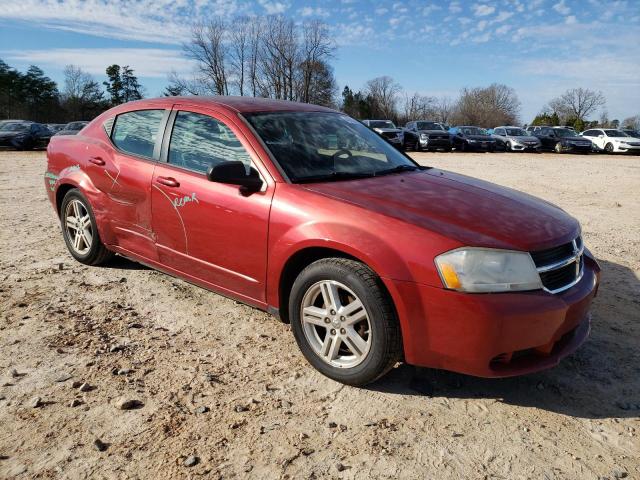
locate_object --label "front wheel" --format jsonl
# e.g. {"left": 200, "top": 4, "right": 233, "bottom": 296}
{"left": 289, "top": 258, "right": 402, "bottom": 386}
{"left": 605, "top": 143, "right": 614, "bottom": 154}
{"left": 554, "top": 142, "right": 563, "bottom": 153}
{"left": 60, "top": 189, "right": 114, "bottom": 265}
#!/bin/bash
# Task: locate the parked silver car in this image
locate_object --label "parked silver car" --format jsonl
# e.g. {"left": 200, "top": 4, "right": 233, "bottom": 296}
{"left": 361, "top": 119, "right": 404, "bottom": 148}
{"left": 492, "top": 126, "right": 541, "bottom": 152}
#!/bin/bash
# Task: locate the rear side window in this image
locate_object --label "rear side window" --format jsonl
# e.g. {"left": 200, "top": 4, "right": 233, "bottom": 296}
{"left": 112, "top": 109, "right": 165, "bottom": 159}
{"left": 168, "top": 111, "right": 252, "bottom": 174}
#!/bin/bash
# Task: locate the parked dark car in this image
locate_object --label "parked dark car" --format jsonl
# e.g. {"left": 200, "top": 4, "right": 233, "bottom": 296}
{"left": 622, "top": 129, "right": 640, "bottom": 138}
{"left": 403, "top": 121, "right": 452, "bottom": 152}
{"left": 0, "top": 122, "right": 52, "bottom": 150}
{"left": 46, "top": 123, "right": 66, "bottom": 133}
{"left": 55, "top": 121, "right": 89, "bottom": 136}
{"left": 532, "top": 127, "right": 592, "bottom": 154}
{"left": 360, "top": 119, "right": 404, "bottom": 149}
{"left": 449, "top": 126, "right": 497, "bottom": 152}
{"left": 0, "top": 119, "right": 28, "bottom": 130}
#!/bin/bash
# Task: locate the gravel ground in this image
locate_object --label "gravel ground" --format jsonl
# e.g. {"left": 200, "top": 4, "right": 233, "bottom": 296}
{"left": 0, "top": 150, "right": 638, "bottom": 479}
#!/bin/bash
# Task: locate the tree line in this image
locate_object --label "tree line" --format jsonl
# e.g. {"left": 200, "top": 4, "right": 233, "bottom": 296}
{"left": 165, "top": 16, "right": 337, "bottom": 107}
{"left": 0, "top": 60, "right": 143, "bottom": 123}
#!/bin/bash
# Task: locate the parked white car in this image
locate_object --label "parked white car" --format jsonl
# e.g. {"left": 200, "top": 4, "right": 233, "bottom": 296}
{"left": 581, "top": 128, "right": 640, "bottom": 154}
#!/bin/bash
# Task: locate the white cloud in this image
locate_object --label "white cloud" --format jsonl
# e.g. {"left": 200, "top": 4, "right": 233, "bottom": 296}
{"left": 299, "top": 6, "right": 329, "bottom": 18}
{"left": 494, "top": 11, "right": 514, "bottom": 22}
{"left": 3, "top": 48, "right": 195, "bottom": 78}
{"left": 258, "top": 0, "right": 289, "bottom": 15}
{"left": 552, "top": 0, "right": 571, "bottom": 15}
{"left": 449, "top": 1, "right": 462, "bottom": 14}
{"left": 422, "top": 4, "right": 441, "bottom": 16}
{"left": 474, "top": 4, "right": 496, "bottom": 16}
{"left": 495, "top": 24, "right": 511, "bottom": 35}
{"left": 375, "top": 7, "right": 388, "bottom": 15}
{"left": 472, "top": 32, "right": 491, "bottom": 43}
{"left": 565, "top": 15, "right": 578, "bottom": 24}
{"left": 477, "top": 20, "right": 488, "bottom": 31}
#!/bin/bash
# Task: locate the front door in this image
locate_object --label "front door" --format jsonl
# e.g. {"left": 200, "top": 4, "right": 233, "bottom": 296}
{"left": 151, "top": 107, "right": 274, "bottom": 304}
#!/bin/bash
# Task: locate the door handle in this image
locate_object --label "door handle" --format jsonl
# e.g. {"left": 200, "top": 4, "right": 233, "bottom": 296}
{"left": 89, "top": 156, "right": 105, "bottom": 166}
{"left": 156, "top": 176, "right": 180, "bottom": 188}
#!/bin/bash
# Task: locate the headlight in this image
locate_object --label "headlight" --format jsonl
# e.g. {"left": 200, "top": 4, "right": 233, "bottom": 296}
{"left": 435, "top": 248, "right": 542, "bottom": 293}
{"left": 420, "top": 133, "right": 428, "bottom": 140}
{"left": 468, "top": 139, "right": 477, "bottom": 143}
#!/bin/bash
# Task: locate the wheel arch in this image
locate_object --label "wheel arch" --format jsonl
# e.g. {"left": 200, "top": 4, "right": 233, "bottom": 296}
{"left": 276, "top": 246, "right": 398, "bottom": 328}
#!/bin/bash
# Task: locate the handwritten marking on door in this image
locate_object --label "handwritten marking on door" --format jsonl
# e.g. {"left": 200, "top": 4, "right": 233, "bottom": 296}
{"left": 173, "top": 193, "right": 199, "bottom": 209}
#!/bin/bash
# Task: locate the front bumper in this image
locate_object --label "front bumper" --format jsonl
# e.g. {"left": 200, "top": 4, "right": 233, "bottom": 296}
{"left": 511, "top": 143, "right": 540, "bottom": 152}
{"left": 467, "top": 141, "right": 496, "bottom": 151}
{"left": 616, "top": 144, "right": 640, "bottom": 153}
{"left": 389, "top": 254, "right": 600, "bottom": 377}
{"left": 563, "top": 144, "right": 592, "bottom": 153}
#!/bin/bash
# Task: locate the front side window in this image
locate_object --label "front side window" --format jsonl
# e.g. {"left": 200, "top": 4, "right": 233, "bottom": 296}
{"left": 245, "top": 112, "right": 418, "bottom": 183}
{"left": 112, "top": 109, "right": 165, "bottom": 159}
{"left": 168, "top": 111, "right": 252, "bottom": 174}
{"left": 506, "top": 128, "right": 527, "bottom": 136}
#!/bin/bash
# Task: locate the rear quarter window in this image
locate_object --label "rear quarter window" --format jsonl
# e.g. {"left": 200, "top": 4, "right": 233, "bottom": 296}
{"left": 111, "top": 109, "right": 165, "bottom": 159}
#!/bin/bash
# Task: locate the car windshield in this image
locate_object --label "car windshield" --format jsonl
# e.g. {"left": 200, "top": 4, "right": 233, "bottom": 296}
{"left": 505, "top": 128, "right": 527, "bottom": 136}
{"left": 604, "top": 129, "right": 628, "bottom": 137}
{"left": 416, "top": 122, "right": 443, "bottom": 131}
{"left": 460, "top": 127, "right": 486, "bottom": 135}
{"left": 554, "top": 129, "right": 576, "bottom": 138}
{"left": 368, "top": 120, "right": 396, "bottom": 129}
{"left": 1, "top": 123, "right": 29, "bottom": 132}
{"left": 245, "top": 112, "right": 420, "bottom": 183}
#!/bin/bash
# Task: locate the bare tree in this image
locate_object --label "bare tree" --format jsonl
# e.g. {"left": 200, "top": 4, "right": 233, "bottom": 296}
{"left": 299, "top": 20, "right": 333, "bottom": 104}
{"left": 365, "top": 76, "right": 401, "bottom": 120}
{"left": 61, "top": 65, "right": 105, "bottom": 120}
{"left": 184, "top": 20, "right": 229, "bottom": 95}
{"left": 228, "top": 16, "right": 251, "bottom": 96}
{"left": 548, "top": 87, "right": 606, "bottom": 122}
{"left": 401, "top": 92, "right": 435, "bottom": 124}
{"left": 433, "top": 96, "right": 455, "bottom": 124}
{"left": 261, "top": 16, "right": 298, "bottom": 100}
{"left": 454, "top": 83, "right": 520, "bottom": 127}
{"left": 622, "top": 115, "right": 640, "bottom": 130}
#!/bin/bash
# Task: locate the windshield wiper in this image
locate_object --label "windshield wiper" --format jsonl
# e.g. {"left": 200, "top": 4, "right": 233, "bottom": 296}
{"left": 373, "top": 164, "right": 422, "bottom": 176}
{"left": 294, "top": 171, "right": 377, "bottom": 183}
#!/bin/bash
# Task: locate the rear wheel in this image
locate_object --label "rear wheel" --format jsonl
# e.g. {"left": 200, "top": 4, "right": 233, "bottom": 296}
{"left": 60, "top": 189, "right": 113, "bottom": 265}
{"left": 289, "top": 258, "right": 402, "bottom": 386}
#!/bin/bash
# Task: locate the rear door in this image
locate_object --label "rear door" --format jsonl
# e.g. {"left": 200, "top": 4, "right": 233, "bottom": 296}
{"left": 85, "top": 108, "right": 168, "bottom": 260}
{"left": 150, "top": 105, "right": 274, "bottom": 304}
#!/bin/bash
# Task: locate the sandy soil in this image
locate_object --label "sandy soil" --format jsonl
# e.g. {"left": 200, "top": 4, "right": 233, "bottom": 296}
{"left": 0, "top": 150, "right": 638, "bottom": 479}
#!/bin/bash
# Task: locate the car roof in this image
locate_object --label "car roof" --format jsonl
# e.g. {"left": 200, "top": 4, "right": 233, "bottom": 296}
{"left": 122, "top": 96, "right": 337, "bottom": 115}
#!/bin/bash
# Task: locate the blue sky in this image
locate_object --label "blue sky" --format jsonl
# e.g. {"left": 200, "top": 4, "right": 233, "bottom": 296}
{"left": 1, "top": 0, "right": 639, "bottom": 122}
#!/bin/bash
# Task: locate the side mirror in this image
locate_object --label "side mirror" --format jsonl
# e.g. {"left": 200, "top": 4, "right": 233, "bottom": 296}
{"left": 598, "top": 134, "right": 604, "bottom": 138}
{"left": 207, "top": 161, "right": 263, "bottom": 194}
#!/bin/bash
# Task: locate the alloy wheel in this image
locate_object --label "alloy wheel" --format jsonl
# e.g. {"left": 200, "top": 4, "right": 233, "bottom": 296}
{"left": 300, "top": 280, "right": 372, "bottom": 368}
{"left": 64, "top": 199, "right": 93, "bottom": 255}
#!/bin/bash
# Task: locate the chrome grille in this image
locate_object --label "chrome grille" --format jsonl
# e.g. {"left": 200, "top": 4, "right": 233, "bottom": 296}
{"left": 530, "top": 237, "right": 583, "bottom": 294}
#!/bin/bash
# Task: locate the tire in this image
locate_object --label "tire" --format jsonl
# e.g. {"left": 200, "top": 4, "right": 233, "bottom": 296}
{"left": 289, "top": 258, "right": 402, "bottom": 386}
{"left": 505, "top": 141, "right": 511, "bottom": 152}
{"left": 460, "top": 142, "right": 467, "bottom": 152}
{"left": 414, "top": 137, "right": 421, "bottom": 152}
{"left": 60, "top": 189, "right": 114, "bottom": 266}
{"left": 554, "top": 142, "right": 563, "bottom": 153}
{"left": 605, "top": 143, "right": 614, "bottom": 154}
{"left": 444, "top": 146, "right": 452, "bottom": 152}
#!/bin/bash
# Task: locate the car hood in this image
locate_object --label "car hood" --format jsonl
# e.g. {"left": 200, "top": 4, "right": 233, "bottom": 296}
{"left": 465, "top": 134, "right": 494, "bottom": 141}
{"left": 417, "top": 129, "right": 448, "bottom": 135}
{"left": 508, "top": 135, "right": 540, "bottom": 142}
{"left": 562, "top": 136, "right": 591, "bottom": 142}
{"left": 373, "top": 128, "right": 402, "bottom": 134}
{"left": 302, "top": 169, "right": 579, "bottom": 251}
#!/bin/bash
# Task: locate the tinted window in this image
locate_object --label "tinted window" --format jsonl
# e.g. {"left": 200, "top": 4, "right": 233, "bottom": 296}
{"left": 112, "top": 109, "right": 165, "bottom": 159}
{"left": 168, "top": 111, "right": 252, "bottom": 174}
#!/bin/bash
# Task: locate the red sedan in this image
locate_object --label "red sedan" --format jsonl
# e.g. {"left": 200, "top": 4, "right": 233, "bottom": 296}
{"left": 45, "top": 97, "right": 600, "bottom": 386}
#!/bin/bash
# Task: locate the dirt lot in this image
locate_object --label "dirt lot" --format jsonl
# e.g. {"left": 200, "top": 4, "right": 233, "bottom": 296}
{"left": 0, "top": 150, "right": 639, "bottom": 479}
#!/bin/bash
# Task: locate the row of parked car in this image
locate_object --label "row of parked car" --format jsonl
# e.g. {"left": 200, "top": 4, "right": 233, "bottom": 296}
{"left": 0, "top": 119, "right": 88, "bottom": 150}
{"left": 362, "top": 119, "right": 640, "bottom": 155}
